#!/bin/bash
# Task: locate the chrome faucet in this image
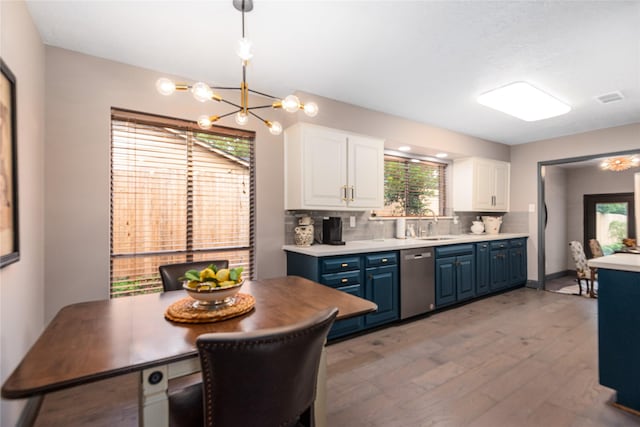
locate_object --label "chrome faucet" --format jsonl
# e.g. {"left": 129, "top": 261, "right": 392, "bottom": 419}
{"left": 418, "top": 208, "right": 438, "bottom": 237}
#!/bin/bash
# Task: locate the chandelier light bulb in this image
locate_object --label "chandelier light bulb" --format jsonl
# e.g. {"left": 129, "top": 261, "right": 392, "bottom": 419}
{"left": 269, "top": 121, "right": 283, "bottom": 135}
{"left": 156, "top": 78, "right": 176, "bottom": 96}
{"left": 236, "top": 37, "right": 253, "bottom": 61}
{"left": 192, "top": 82, "right": 213, "bottom": 103}
{"left": 303, "top": 102, "right": 319, "bottom": 117}
{"left": 235, "top": 111, "right": 249, "bottom": 126}
{"left": 282, "top": 95, "right": 301, "bottom": 113}
{"left": 197, "top": 115, "right": 213, "bottom": 129}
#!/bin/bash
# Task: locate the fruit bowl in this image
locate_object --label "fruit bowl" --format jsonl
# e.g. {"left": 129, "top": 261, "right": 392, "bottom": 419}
{"left": 183, "top": 280, "right": 244, "bottom": 309}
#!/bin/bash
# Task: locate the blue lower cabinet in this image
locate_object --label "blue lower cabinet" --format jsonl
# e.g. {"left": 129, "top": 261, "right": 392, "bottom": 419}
{"left": 490, "top": 248, "right": 509, "bottom": 290}
{"left": 365, "top": 265, "right": 399, "bottom": 327}
{"left": 456, "top": 254, "right": 475, "bottom": 301}
{"left": 435, "top": 245, "right": 475, "bottom": 307}
{"left": 475, "top": 243, "right": 490, "bottom": 295}
{"left": 435, "top": 256, "right": 457, "bottom": 307}
{"left": 286, "top": 251, "right": 398, "bottom": 339}
{"left": 328, "top": 284, "right": 365, "bottom": 339}
{"left": 508, "top": 239, "right": 527, "bottom": 286}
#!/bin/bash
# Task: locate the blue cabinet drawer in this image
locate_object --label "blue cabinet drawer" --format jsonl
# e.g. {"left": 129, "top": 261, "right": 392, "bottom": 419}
{"left": 321, "top": 270, "right": 361, "bottom": 288}
{"left": 490, "top": 240, "right": 509, "bottom": 250}
{"left": 321, "top": 256, "right": 361, "bottom": 274}
{"left": 365, "top": 252, "right": 397, "bottom": 268}
{"left": 509, "top": 238, "right": 525, "bottom": 248}
{"left": 435, "top": 244, "right": 474, "bottom": 258}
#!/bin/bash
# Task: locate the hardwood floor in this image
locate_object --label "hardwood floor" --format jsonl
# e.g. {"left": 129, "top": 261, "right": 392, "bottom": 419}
{"left": 33, "top": 284, "right": 639, "bottom": 426}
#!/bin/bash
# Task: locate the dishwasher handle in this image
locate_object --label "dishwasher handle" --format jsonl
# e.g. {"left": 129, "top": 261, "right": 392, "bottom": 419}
{"left": 405, "top": 252, "right": 432, "bottom": 260}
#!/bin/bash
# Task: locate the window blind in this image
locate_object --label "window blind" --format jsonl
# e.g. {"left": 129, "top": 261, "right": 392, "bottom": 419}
{"left": 110, "top": 109, "right": 255, "bottom": 297}
{"left": 378, "top": 155, "right": 447, "bottom": 217}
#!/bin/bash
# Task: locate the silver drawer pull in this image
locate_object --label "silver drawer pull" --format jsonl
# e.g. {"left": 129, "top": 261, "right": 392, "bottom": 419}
{"left": 341, "top": 263, "right": 348, "bottom": 267}
{"left": 381, "top": 258, "right": 388, "bottom": 263}
{"left": 341, "top": 278, "right": 348, "bottom": 283}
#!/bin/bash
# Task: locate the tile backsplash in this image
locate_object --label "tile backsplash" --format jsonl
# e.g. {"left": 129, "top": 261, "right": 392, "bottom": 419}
{"left": 285, "top": 210, "right": 529, "bottom": 245}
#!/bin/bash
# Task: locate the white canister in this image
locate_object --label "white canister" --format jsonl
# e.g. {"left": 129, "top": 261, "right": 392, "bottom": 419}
{"left": 396, "top": 218, "right": 406, "bottom": 239}
{"left": 482, "top": 216, "right": 503, "bottom": 234}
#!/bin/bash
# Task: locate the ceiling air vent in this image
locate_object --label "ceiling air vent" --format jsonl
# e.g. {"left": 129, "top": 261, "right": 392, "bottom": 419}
{"left": 596, "top": 91, "right": 624, "bottom": 104}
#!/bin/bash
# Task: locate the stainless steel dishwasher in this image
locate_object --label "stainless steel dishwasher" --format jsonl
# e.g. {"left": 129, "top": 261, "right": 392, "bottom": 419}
{"left": 400, "top": 247, "right": 435, "bottom": 319}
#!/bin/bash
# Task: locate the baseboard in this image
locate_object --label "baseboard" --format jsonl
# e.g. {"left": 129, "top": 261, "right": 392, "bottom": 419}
{"left": 526, "top": 280, "right": 541, "bottom": 289}
{"left": 16, "top": 395, "right": 43, "bottom": 427}
{"left": 545, "top": 270, "right": 572, "bottom": 281}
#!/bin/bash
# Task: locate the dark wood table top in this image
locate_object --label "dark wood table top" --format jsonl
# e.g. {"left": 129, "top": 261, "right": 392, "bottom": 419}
{"left": 2, "top": 276, "right": 376, "bottom": 399}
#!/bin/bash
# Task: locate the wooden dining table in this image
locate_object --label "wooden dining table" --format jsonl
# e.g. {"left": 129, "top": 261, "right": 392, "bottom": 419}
{"left": 1, "top": 276, "right": 377, "bottom": 427}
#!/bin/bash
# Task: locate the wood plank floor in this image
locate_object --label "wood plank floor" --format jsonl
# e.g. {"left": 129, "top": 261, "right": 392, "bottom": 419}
{"left": 33, "top": 285, "right": 640, "bottom": 426}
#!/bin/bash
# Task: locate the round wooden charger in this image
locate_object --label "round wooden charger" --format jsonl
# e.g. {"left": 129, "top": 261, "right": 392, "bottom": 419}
{"left": 165, "top": 293, "right": 255, "bottom": 324}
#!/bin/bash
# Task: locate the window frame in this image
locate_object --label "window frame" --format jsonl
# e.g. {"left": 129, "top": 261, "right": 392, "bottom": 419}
{"left": 378, "top": 152, "right": 448, "bottom": 218}
{"left": 109, "top": 108, "right": 255, "bottom": 297}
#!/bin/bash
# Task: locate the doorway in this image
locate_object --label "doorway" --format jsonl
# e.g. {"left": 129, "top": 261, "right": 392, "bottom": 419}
{"left": 584, "top": 193, "right": 635, "bottom": 256}
{"left": 537, "top": 150, "right": 639, "bottom": 289}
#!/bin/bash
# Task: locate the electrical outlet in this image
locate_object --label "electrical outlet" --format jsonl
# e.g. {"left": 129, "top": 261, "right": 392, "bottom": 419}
{"left": 350, "top": 216, "right": 356, "bottom": 227}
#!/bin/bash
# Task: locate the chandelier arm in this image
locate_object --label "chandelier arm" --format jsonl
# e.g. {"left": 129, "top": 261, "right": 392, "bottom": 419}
{"left": 210, "top": 86, "right": 242, "bottom": 91}
{"left": 220, "top": 98, "right": 243, "bottom": 109}
{"left": 248, "top": 110, "right": 267, "bottom": 122}
{"left": 247, "top": 89, "right": 280, "bottom": 100}
{"left": 218, "top": 110, "right": 241, "bottom": 120}
{"left": 247, "top": 104, "right": 275, "bottom": 110}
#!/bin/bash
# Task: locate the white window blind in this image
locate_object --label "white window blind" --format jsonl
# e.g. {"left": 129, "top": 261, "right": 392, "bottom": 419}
{"left": 110, "top": 109, "right": 255, "bottom": 297}
{"left": 378, "top": 155, "right": 447, "bottom": 217}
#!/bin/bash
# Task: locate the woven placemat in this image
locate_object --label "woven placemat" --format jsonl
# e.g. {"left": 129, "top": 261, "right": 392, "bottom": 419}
{"left": 165, "top": 293, "right": 255, "bottom": 324}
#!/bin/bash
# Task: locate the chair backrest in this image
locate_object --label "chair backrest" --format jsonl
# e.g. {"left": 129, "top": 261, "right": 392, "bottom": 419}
{"left": 589, "top": 238, "right": 604, "bottom": 258}
{"left": 158, "top": 260, "right": 229, "bottom": 292}
{"left": 569, "top": 241, "right": 589, "bottom": 277}
{"left": 196, "top": 307, "right": 339, "bottom": 427}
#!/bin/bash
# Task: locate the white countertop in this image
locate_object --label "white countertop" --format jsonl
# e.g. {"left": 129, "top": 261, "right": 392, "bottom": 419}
{"left": 283, "top": 233, "right": 529, "bottom": 257}
{"left": 588, "top": 253, "right": 640, "bottom": 273}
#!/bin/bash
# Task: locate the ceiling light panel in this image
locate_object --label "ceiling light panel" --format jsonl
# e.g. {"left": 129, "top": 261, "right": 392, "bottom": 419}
{"left": 477, "top": 82, "right": 571, "bottom": 122}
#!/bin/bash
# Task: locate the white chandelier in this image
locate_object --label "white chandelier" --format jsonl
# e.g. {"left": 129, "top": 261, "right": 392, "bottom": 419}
{"left": 155, "top": 0, "right": 318, "bottom": 135}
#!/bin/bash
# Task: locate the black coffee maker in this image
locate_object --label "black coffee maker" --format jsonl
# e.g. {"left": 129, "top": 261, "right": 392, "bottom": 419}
{"left": 322, "top": 217, "right": 345, "bottom": 245}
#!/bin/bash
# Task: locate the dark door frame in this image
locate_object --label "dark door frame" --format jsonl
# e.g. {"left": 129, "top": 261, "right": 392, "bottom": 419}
{"left": 537, "top": 149, "right": 639, "bottom": 290}
{"left": 583, "top": 193, "right": 636, "bottom": 257}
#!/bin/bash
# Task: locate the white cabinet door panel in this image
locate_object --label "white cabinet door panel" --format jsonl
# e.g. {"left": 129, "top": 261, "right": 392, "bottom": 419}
{"left": 347, "top": 135, "right": 384, "bottom": 209}
{"left": 302, "top": 128, "right": 348, "bottom": 207}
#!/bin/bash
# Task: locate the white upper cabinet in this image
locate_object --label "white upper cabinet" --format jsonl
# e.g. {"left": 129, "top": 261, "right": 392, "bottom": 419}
{"left": 285, "top": 123, "right": 384, "bottom": 210}
{"left": 452, "top": 157, "right": 510, "bottom": 212}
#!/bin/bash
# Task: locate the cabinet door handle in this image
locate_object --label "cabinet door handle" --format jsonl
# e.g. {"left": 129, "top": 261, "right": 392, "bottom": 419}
{"left": 341, "top": 263, "right": 349, "bottom": 267}
{"left": 341, "top": 185, "right": 348, "bottom": 202}
{"left": 341, "top": 278, "right": 348, "bottom": 283}
{"left": 350, "top": 186, "right": 355, "bottom": 201}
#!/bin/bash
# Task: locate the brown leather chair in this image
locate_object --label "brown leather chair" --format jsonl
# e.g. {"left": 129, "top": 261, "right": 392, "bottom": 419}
{"left": 158, "top": 260, "right": 229, "bottom": 292}
{"left": 169, "top": 307, "right": 338, "bottom": 427}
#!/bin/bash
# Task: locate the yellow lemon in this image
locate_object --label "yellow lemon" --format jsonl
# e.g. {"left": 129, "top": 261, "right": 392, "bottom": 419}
{"left": 198, "top": 284, "right": 211, "bottom": 291}
{"left": 199, "top": 268, "right": 216, "bottom": 281}
{"left": 186, "top": 280, "right": 199, "bottom": 289}
{"left": 216, "top": 268, "right": 230, "bottom": 282}
{"left": 220, "top": 280, "right": 235, "bottom": 288}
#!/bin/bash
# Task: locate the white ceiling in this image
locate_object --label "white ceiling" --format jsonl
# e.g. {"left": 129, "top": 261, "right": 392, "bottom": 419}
{"left": 25, "top": 0, "right": 640, "bottom": 145}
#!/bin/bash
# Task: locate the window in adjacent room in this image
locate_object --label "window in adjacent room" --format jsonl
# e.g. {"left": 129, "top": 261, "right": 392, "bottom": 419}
{"left": 377, "top": 154, "right": 447, "bottom": 217}
{"left": 110, "top": 109, "right": 255, "bottom": 297}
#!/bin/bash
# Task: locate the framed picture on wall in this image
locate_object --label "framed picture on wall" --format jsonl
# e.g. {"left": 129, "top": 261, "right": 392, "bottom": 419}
{"left": 1, "top": 58, "right": 19, "bottom": 268}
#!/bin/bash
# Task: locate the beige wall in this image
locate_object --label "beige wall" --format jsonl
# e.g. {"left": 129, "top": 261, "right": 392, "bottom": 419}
{"left": 510, "top": 123, "right": 640, "bottom": 281}
{"left": 565, "top": 164, "right": 637, "bottom": 270}
{"left": 44, "top": 47, "right": 285, "bottom": 321}
{"left": 43, "top": 48, "right": 510, "bottom": 322}
{"left": 0, "top": 1, "right": 46, "bottom": 425}
{"left": 293, "top": 91, "right": 510, "bottom": 161}
{"left": 544, "top": 165, "right": 567, "bottom": 275}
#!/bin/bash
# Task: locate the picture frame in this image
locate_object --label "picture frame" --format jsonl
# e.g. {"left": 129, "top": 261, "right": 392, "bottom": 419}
{"left": 1, "top": 58, "right": 19, "bottom": 268}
